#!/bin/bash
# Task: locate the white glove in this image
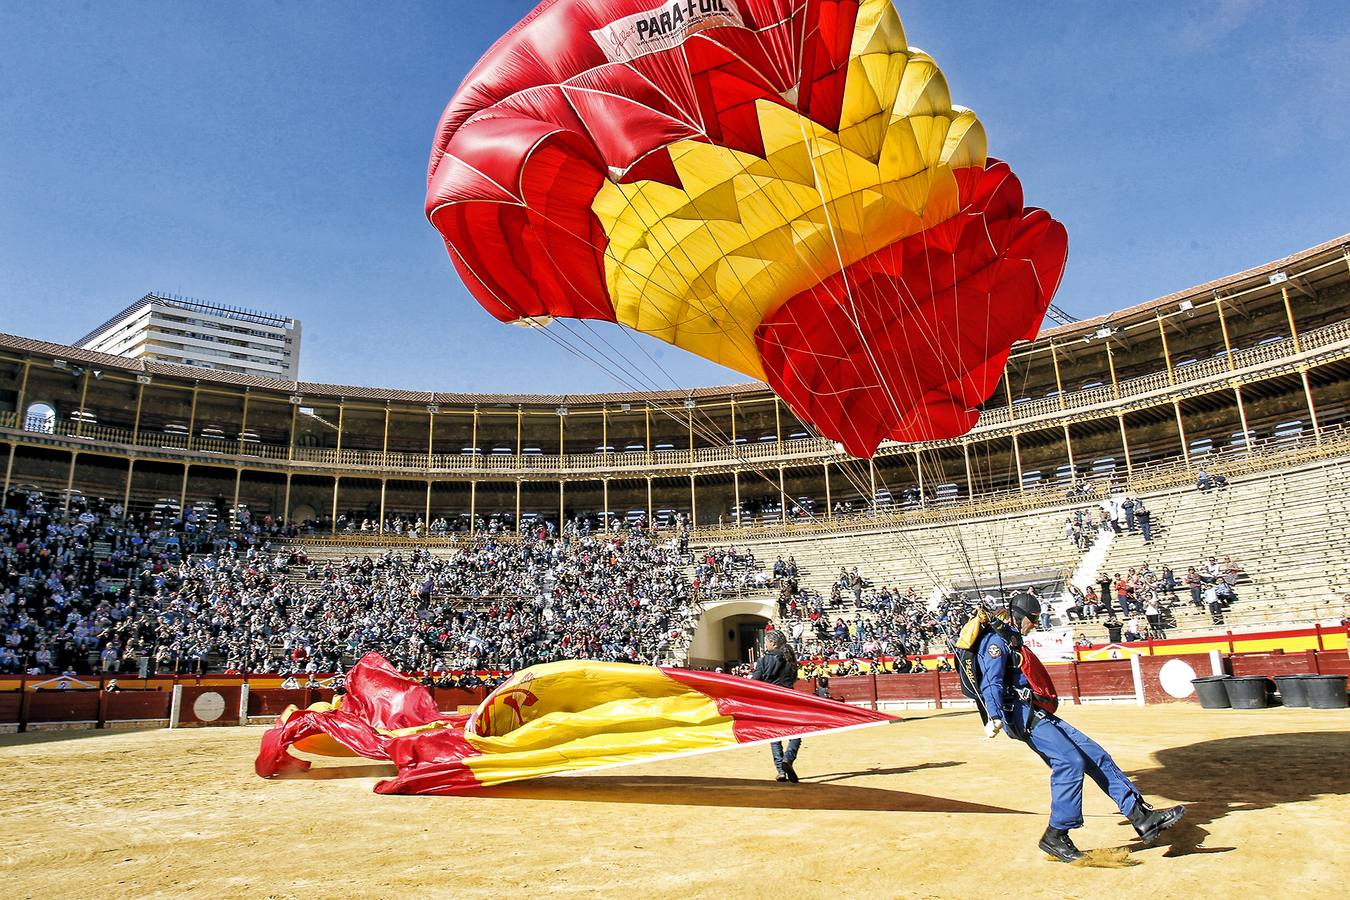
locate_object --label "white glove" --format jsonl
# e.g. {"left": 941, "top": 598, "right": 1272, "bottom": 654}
{"left": 984, "top": 718, "right": 1004, "bottom": 739}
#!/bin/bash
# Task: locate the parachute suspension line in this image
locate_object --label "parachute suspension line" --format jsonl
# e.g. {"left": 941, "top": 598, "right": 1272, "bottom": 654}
{"left": 790, "top": 115, "right": 912, "bottom": 435}
{"left": 522, "top": 205, "right": 833, "bottom": 526}
{"left": 513, "top": 186, "right": 829, "bottom": 522}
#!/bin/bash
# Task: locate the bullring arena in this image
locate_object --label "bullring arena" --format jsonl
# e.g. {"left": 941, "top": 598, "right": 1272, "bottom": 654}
{"left": 4, "top": 233, "right": 1350, "bottom": 896}
{"left": 4, "top": 0, "right": 1350, "bottom": 896}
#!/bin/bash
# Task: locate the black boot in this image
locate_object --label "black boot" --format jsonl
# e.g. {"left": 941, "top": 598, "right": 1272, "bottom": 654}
{"left": 1039, "top": 826, "right": 1084, "bottom": 863}
{"left": 1128, "top": 801, "right": 1186, "bottom": 843}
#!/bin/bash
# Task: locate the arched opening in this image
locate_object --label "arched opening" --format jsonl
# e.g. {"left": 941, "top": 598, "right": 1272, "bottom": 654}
{"left": 688, "top": 597, "right": 776, "bottom": 669}
{"left": 24, "top": 402, "right": 56, "bottom": 433}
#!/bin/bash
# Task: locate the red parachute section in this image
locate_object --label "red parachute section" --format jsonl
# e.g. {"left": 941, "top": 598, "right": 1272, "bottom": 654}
{"left": 757, "top": 162, "right": 1067, "bottom": 458}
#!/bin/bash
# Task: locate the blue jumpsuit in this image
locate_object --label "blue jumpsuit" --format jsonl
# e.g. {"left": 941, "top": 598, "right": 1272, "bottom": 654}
{"left": 975, "top": 628, "right": 1144, "bottom": 830}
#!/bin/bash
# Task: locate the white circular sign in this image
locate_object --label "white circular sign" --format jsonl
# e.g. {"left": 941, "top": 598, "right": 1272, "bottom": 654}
{"left": 1159, "top": 659, "right": 1198, "bottom": 699}
{"left": 192, "top": 691, "right": 226, "bottom": 722}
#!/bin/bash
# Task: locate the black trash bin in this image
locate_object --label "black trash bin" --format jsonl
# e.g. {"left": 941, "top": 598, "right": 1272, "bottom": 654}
{"left": 1191, "top": 675, "right": 1232, "bottom": 709}
{"left": 1274, "top": 674, "right": 1313, "bottom": 708}
{"left": 1303, "top": 675, "right": 1349, "bottom": 709}
{"left": 1224, "top": 675, "right": 1273, "bottom": 709}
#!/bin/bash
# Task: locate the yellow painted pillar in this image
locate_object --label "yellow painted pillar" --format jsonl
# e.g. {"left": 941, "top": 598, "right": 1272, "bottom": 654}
{"left": 74, "top": 370, "right": 91, "bottom": 437}
{"left": 1156, "top": 314, "right": 1175, "bottom": 385}
{"left": 1281, "top": 285, "right": 1302, "bottom": 354}
{"left": 330, "top": 476, "right": 340, "bottom": 534}
{"left": 1216, "top": 299, "right": 1236, "bottom": 371}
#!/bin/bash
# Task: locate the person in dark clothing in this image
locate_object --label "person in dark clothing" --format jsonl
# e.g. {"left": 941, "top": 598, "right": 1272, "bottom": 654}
{"left": 752, "top": 630, "right": 801, "bottom": 782}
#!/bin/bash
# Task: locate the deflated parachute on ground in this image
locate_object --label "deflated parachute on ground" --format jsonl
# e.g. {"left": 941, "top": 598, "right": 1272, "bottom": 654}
{"left": 256, "top": 652, "right": 895, "bottom": 794}
{"left": 426, "top": 0, "right": 1067, "bottom": 457}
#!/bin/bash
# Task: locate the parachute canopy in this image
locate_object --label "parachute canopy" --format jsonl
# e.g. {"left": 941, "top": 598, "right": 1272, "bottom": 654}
{"left": 427, "top": 0, "right": 1067, "bottom": 457}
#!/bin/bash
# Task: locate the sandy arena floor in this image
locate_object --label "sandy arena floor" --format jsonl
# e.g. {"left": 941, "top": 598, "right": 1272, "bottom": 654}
{"left": 3, "top": 704, "right": 1348, "bottom": 898}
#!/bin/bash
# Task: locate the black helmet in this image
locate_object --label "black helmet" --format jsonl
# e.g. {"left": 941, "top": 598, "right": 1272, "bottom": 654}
{"left": 1009, "top": 593, "right": 1042, "bottom": 624}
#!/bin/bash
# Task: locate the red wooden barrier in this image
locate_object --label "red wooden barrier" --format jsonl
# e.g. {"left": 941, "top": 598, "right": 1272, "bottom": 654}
{"left": 27, "top": 690, "right": 101, "bottom": 723}
{"left": 1075, "top": 660, "right": 1134, "bottom": 698}
{"left": 104, "top": 691, "right": 171, "bottom": 721}
{"left": 1229, "top": 651, "right": 1319, "bottom": 677}
{"left": 826, "top": 675, "right": 877, "bottom": 707}
{"left": 0, "top": 692, "right": 21, "bottom": 724}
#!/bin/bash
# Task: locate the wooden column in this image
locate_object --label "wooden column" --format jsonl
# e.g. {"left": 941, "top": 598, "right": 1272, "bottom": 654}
{"left": 733, "top": 471, "right": 741, "bottom": 527}
{"left": 63, "top": 451, "right": 79, "bottom": 514}
{"left": 1216, "top": 298, "right": 1236, "bottom": 371}
{"left": 186, "top": 385, "right": 200, "bottom": 452}
{"left": 425, "top": 480, "right": 432, "bottom": 527}
{"left": 1300, "top": 369, "right": 1322, "bottom": 442}
{"left": 427, "top": 408, "right": 436, "bottom": 468}
{"left": 603, "top": 478, "right": 610, "bottom": 533}
{"left": 378, "top": 479, "right": 387, "bottom": 534}
{"left": 1173, "top": 400, "right": 1190, "bottom": 466}
{"left": 962, "top": 441, "right": 974, "bottom": 497}
{"left": 330, "top": 476, "right": 340, "bottom": 534}
{"left": 1233, "top": 385, "right": 1253, "bottom": 457}
{"left": 469, "top": 480, "right": 477, "bottom": 536}
{"left": 823, "top": 461, "right": 832, "bottom": 519}
{"left": 1049, "top": 340, "right": 1066, "bottom": 409}
{"left": 287, "top": 400, "right": 298, "bottom": 462}
{"left": 74, "top": 370, "right": 91, "bottom": 437}
{"left": 1012, "top": 432, "right": 1025, "bottom": 493}
{"left": 281, "top": 473, "right": 291, "bottom": 526}
{"left": 122, "top": 459, "right": 135, "bottom": 518}
{"left": 381, "top": 404, "right": 391, "bottom": 467}
{"left": 913, "top": 449, "right": 924, "bottom": 505}
{"left": 686, "top": 403, "right": 695, "bottom": 462}
{"left": 232, "top": 468, "right": 242, "bottom": 523}
{"left": 689, "top": 473, "right": 697, "bottom": 530}
{"left": 515, "top": 480, "right": 522, "bottom": 535}
{"left": 1156, "top": 314, "right": 1175, "bottom": 385}
{"left": 179, "top": 462, "right": 190, "bottom": 513}
{"left": 1105, "top": 339, "right": 1120, "bottom": 400}
{"left": 778, "top": 465, "right": 787, "bottom": 523}
{"left": 1281, "top": 285, "right": 1302, "bottom": 353}
{"left": 131, "top": 379, "right": 146, "bottom": 447}
{"left": 1118, "top": 415, "right": 1134, "bottom": 477}
{"left": 335, "top": 401, "right": 345, "bottom": 462}
{"left": 238, "top": 391, "right": 250, "bottom": 455}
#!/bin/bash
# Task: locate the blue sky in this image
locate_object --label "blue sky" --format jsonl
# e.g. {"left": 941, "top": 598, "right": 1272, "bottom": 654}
{"left": 1, "top": 1, "right": 1347, "bottom": 393}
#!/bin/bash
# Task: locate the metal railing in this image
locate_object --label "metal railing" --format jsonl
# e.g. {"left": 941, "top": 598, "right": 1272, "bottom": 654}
{"left": 3, "top": 320, "right": 1348, "bottom": 478}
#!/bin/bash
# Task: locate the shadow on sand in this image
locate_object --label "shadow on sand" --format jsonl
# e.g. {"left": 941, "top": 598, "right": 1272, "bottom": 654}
{"left": 291, "top": 758, "right": 1023, "bottom": 813}
{"left": 473, "top": 771, "right": 1030, "bottom": 814}
{"left": 1130, "top": 730, "right": 1350, "bottom": 857}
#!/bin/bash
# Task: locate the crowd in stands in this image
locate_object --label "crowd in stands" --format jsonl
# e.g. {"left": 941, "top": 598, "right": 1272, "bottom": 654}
{"left": 1, "top": 490, "right": 702, "bottom": 677}
{"left": 0, "top": 481, "right": 1257, "bottom": 683}
{"left": 1064, "top": 495, "right": 1155, "bottom": 550}
{"left": 1061, "top": 554, "right": 1244, "bottom": 638}
{"left": 767, "top": 566, "right": 980, "bottom": 667}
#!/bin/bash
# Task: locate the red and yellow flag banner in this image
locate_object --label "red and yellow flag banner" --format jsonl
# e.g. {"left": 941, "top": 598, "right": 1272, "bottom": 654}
{"left": 256, "top": 653, "right": 898, "bottom": 795}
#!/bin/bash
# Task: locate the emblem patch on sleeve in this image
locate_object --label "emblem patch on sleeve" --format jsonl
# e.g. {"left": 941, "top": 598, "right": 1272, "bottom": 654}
{"left": 987, "top": 645, "right": 1002, "bottom": 658}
